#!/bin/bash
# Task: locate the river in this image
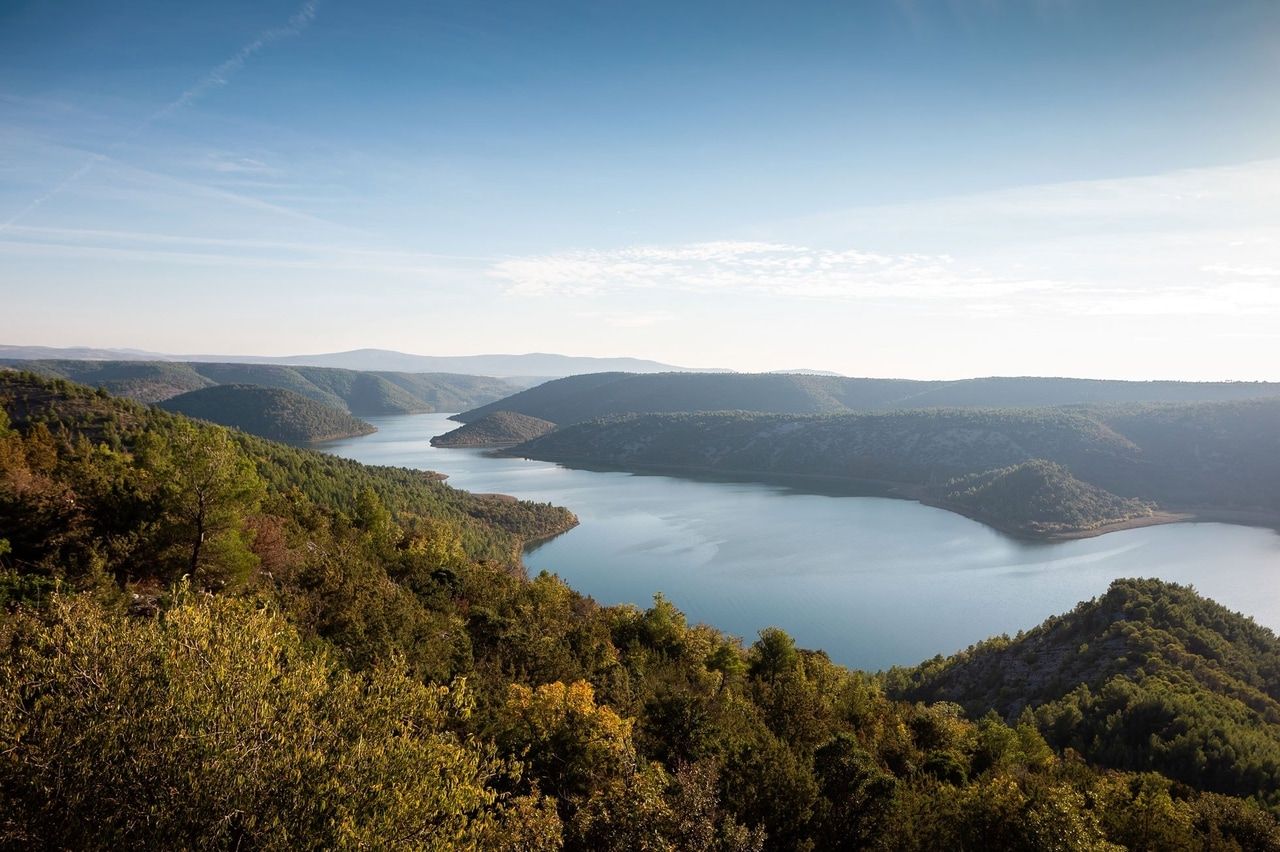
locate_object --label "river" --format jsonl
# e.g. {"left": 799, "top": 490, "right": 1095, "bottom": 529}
{"left": 323, "top": 412, "right": 1280, "bottom": 670}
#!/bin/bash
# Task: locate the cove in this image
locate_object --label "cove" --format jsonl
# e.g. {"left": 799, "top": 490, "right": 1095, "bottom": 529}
{"left": 323, "top": 413, "right": 1280, "bottom": 671}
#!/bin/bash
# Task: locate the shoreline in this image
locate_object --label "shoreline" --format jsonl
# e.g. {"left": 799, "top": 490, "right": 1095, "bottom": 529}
{"left": 430, "top": 439, "right": 523, "bottom": 449}
{"left": 497, "top": 450, "right": 1280, "bottom": 542}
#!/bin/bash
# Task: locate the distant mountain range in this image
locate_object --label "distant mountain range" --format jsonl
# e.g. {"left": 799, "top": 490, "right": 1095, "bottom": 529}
{"left": 0, "top": 359, "right": 517, "bottom": 416}
{"left": 0, "top": 345, "right": 721, "bottom": 379}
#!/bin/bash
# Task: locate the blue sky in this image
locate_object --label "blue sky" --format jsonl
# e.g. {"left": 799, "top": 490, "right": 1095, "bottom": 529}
{"left": 2, "top": 0, "right": 1279, "bottom": 378}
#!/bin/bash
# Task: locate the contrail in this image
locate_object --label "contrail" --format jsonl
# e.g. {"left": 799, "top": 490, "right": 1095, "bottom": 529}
{"left": 0, "top": 0, "right": 319, "bottom": 232}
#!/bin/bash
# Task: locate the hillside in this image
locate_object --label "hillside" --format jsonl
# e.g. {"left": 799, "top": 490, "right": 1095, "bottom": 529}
{"left": 2, "top": 359, "right": 517, "bottom": 414}
{"left": 0, "top": 372, "right": 576, "bottom": 566}
{"left": 512, "top": 401, "right": 1280, "bottom": 537}
{"left": 159, "top": 385, "right": 376, "bottom": 443}
{"left": 431, "top": 410, "right": 557, "bottom": 447}
{"left": 5, "top": 373, "right": 1280, "bottom": 849}
{"left": 455, "top": 371, "right": 1280, "bottom": 424}
{"left": 515, "top": 408, "right": 1142, "bottom": 482}
{"left": 454, "top": 372, "right": 921, "bottom": 423}
{"left": 888, "top": 578, "right": 1280, "bottom": 808}
{"left": 933, "top": 460, "right": 1154, "bottom": 537}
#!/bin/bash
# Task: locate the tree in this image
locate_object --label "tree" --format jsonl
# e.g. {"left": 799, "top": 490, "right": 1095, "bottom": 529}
{"left": 499, "top": 680, "right": 636, "bottom": 803}
{"left": 749, "top": 627, "right": 798, "bottom": 684}
{"left": 143, "top": 422, "right": 264, "bottom": 586}
{"left": 0, "top": 587, "right": 562, "bottom": 850}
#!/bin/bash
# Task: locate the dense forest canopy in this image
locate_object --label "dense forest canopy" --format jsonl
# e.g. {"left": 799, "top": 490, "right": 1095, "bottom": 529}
{"left": 512, "top": 402, "right": 1280, "bottom": 538}
{"left": 4, "top": 372, "right": 1280, "bottom": 850}
{"left": 432, "top": 410, "right": 558, "bottom": 447}
{"left": 159, "top": 384, "right": 378, "bottom": 443}
{"left": 889, "top": 578, "right": 1280, "bottom": 809}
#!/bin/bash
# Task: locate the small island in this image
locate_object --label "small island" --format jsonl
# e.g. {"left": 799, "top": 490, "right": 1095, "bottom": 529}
{"left": 431, "top": 410, "right": 557, "bottom": 448}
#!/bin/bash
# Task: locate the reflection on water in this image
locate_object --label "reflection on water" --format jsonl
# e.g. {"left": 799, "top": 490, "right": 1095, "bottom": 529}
{"left": 323, "top": 413, "right": 1280, "bottom": 670}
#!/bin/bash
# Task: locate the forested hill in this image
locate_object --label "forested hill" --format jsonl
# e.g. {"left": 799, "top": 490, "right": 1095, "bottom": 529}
{"left": 936, "top": 460, "right": 1153, "bottom": 536}
{"left": 159, "top": 385, "right": 377, "bottom": 443}
{"left": 514, "top": 401, "right": 1280, "bottom": 537}
{"left": 455, "top": 371, "right": 1280, "bottom": 424}
{"left": 888, "top": 578, "right": 1280, "bottom": 808}
{"left": 431, "top": 410, "right": 557, "bottom": 447}
{"left": 4, "top": 373, "right": 1280, "bottom": 849}
{"left": 2, "top": 358, "right": 518, "bottom": 414}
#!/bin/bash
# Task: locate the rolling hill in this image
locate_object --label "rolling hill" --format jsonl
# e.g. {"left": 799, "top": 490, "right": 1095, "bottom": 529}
{"left": 158, "top": 385, "right": 376, "bottom": 443}
{"left": 455, "top": 371, "right": 1280, "bottom": 425}
{"left": 888, "top": 578, "right": 1280, "bottom": 808}
{"left": 935, "top": 459, "right": 1154, "bottom": 536}
{"left": 511, "top": 400, "right": 1280, "bottom": 537}
{"left": 1, "top": 359, "right": 518, "bottom": 415}
{"left": 430, "top": 410, "right": 557, "bottom": 447}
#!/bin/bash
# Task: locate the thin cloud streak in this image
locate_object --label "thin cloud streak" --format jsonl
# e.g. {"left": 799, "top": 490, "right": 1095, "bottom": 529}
{"left": 0, "top": 237, "right": 475, "bottom": 279}
{"left": 1, "top": 224, "right": 493, "bottom": 263}
{"left": 0, "top": 0, "right": 320, "bottom": 232}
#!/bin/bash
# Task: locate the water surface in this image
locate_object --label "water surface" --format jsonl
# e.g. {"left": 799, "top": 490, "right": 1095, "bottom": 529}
{"left": 323, "top": 413, "right": 1280, "bottom": 670}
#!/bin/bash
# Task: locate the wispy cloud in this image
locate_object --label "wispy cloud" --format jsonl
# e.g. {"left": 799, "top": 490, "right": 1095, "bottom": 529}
{"left": 154, "top": 2, "right": 318, "bottom": 124}
{"left": 490, "top": 157, "right": 1280, "bottom": 321}
{"left": 574, "top": 309, "right": 675, "bottom": 329}
{"left": 0, "top": 0, "right": 320, "bottom": 231}
{"left": 1201, "top": 263, "right": 1280, "bottom": 279}
{"left": 0, "top": 224, "right": 488, "bottom": 277}
{"left": 200, "top": 152, "right": 280, "bottom": 176}
{"left": 491, "top": 240, "right": 1054, "bottom": 308}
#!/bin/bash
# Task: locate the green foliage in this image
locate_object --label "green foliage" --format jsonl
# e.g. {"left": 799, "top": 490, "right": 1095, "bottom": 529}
{"left": 160, "top": 384, "right": 376, "bottom": 443}
{"left": 893, "top": 578, "right": 1280, "bottom": 809}
{"left": 7, "top": 358, "right": 518, "bottom": 414}
{"left": 141, "top": 419, "right": 265, "bottom": 587}
{"left": 3, "top": 373, "right": 1280, "bottom": 850}
{"left": 432, "top": 409, "right": 558, "bottom": 447}
{"left": 938, "top": 459, "right": 1151, "bottom": 534}
{"left": 0, "top": 586, "right": 560, "bottom": 850}
{"left": 750, "top": 626, "right": 799, "bottom": 683}
{"left": 456, "top": 370, "right": 1280, "bottom": 426}
{"left": 514, "top": 399, "right": 1280, "bottom": 536}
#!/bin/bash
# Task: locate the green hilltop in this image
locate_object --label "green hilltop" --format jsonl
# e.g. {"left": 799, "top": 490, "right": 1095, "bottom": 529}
{"left": 432, "top": 410, "right": 558, "bottom": 447}
{"left": 889, "top": 578, "right": 1280, "bottom": 809}
{"left": 159, "top": 384, "right": 378, "bottom": 444}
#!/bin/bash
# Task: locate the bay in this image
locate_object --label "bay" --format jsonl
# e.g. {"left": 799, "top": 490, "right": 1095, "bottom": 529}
{"left": 323, "top": 413, "right": 1280, "bottom": 670}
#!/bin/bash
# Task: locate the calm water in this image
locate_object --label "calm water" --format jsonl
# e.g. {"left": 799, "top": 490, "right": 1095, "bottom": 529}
{"left": 323, "top": 413, "right": 1280, "bottom": 671}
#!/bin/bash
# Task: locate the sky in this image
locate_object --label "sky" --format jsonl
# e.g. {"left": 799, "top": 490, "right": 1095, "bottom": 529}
{"left": 1, "top": 0, "right": 1279, "bottom": 379}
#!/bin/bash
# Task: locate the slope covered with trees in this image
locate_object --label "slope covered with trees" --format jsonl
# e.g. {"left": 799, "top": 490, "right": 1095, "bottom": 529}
{"left": 513, "top": 401, "right": 1280, "bottom": 537}
{"left": 456, "top": 371, "right": 1280, "bottom": 425}
{"left": 889, "top": 578, "right": 1280, "bottom": 809}
{"left": 936, "top": 460, "right": 1153, "bottom": 536}
{"left": 3, "top": 359, "right": 518, "bottom": 414}
{"left": 432, "top": 411, "right": 558, "bottom": 447}
{"left": 160, "top": 384, "right": 377, "bottom": 443}
{"left": 4, "top": 373, "right": 1280, "bottom": 850}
